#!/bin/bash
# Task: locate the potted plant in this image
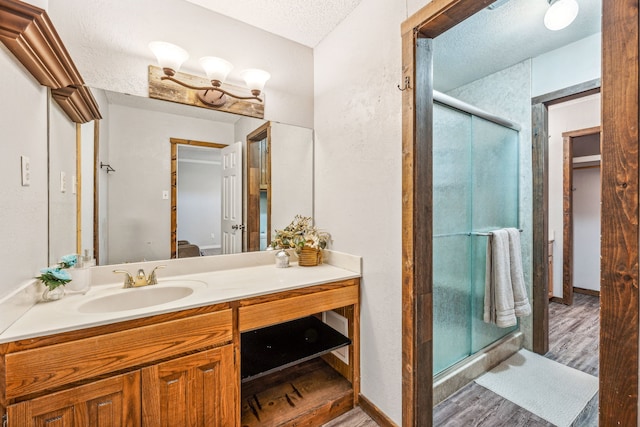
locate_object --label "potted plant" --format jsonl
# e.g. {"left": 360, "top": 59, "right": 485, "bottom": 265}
{"left": 270, "top": 215, "right": 331, "bottom": 266}
{"left": 35, "top": 254, "right": 77, "bottom": 301}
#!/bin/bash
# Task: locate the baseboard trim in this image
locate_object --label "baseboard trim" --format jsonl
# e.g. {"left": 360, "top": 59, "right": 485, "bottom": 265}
{"left": 358, "top": 394, "right": 398, "bottom": 427}
{"left": 574, "top": 287, "right": 600, "bottom": 297}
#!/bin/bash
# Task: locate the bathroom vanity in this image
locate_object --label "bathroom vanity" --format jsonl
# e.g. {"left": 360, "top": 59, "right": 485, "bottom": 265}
{"left": 0, "top": 252, "right": 361, "bottom": 426}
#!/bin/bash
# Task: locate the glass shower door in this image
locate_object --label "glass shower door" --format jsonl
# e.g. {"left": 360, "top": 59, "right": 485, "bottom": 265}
{"left": 432, "top": 104, "right": 472, "bottom": 374}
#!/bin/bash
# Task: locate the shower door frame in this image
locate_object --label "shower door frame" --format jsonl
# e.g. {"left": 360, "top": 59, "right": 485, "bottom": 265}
{"left": 401, "top": 1, "right": 639, "bottom": 427}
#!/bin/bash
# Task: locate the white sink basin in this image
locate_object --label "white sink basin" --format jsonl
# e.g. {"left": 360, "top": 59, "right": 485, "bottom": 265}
{"left": 77, "top": 281, "right": 206, "bottom": 313}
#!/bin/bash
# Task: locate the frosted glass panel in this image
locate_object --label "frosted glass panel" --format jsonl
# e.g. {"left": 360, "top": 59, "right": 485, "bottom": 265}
{"left": 432, "top": 103, "right": 520, "bottom": 374}
{"left": 471, "top": 117, "right": 519, "bottom": 232}
{"left": 433, "top": 104, "right": 471, "bottom": 236}
{"left": 433, "top": 236, "right": 471, "bottom": 374}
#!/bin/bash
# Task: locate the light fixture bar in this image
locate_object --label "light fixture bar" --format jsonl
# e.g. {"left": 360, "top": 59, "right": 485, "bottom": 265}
{"left": 160, "top": 75, "right": 264, "bottom": 101}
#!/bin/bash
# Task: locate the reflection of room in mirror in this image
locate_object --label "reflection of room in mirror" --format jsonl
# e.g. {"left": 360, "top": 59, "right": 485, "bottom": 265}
{"left": 86, "top": 90, "right": 313, "bottom": 266}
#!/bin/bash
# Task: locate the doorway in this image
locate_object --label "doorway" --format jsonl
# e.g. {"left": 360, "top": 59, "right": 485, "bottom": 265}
{"left": 401, "top": 1, "right": 638, "bottom": 426}
{"left": 561, "top": 124, "right": 601, "bottom": 305}
{"left": 169, "top": 138, "right": 226, "bottom": 258}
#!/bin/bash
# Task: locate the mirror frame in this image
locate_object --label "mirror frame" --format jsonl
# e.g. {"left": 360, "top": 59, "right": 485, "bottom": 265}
{"left": 401, "top": 1, "right": 638, "bottom": 426}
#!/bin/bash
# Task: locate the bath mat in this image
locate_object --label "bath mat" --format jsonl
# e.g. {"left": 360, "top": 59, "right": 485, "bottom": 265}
{"left": 474, "top": 349, "right": 598, "bottom": 427}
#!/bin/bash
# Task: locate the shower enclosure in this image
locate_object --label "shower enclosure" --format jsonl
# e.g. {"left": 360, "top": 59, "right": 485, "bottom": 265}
{"left": 432, "top": 92, "right": 520, "bottom": 375}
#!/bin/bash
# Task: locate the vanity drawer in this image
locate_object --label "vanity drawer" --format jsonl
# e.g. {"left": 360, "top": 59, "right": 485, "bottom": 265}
{"left": 239, "top": 284, "right": 359, "bottom": 331}
{"left": 5, "top": 309, "right": 232, "bottom": 400}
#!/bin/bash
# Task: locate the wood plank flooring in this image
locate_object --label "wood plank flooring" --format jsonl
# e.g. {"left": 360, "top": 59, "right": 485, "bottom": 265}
{"left": 327, "top": 293, "right": 600, "bottom": 426}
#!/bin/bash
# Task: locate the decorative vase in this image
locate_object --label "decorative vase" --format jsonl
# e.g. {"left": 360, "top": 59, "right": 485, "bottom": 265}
{"left": 42, "top": 286, "right": 65, "bottom": 302}
{"left": 298, "top": 246, "right": 321, "bottom": 267}
{"left": 275, "top": 249, "right": 290, "bottom": 268}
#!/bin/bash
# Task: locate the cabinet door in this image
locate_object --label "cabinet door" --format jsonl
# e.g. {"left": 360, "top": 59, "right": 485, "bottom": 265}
{"left": 141, "top": 345, "right": 236, "bottom": 427}
{"left": 7, "top": 372, "right": 140, "bottom": 427}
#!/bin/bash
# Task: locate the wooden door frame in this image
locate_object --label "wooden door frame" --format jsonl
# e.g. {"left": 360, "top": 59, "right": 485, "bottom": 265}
{"left": 246, "top": 122, "right": 271, "bottom": 252}
{"left": 169, "top": 138, "right": 227, "bottom": 259}
{"left": 401, "top": 1, "right": 638, "bottom": 426}
{"left": 561, "top": 126, "right": 601, "bottom": 306}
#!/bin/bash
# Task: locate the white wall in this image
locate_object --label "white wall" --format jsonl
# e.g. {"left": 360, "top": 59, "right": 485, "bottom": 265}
{"left": 47, "top": 0, "right": 314, "bottom": 129}
{"left": 314, "top": 0, "right": 417, "bottom": 422}
{"left": 548, "top": 94, "right": 601, "bottom": 298}
{"left": 0, "top": 45, "right": 49, "bottom": 299}
{"left": 270, "top": 123, "right": 314, "bottom": 230}
{"left": 532, "top": 33, "right": 601, "bottom": 97}
{"left": 177, "top": 160, "right": 222, "bottom": 248}
{"left": 573, "top": 167, "right": 601, "bottom": 291}
{"left": 80, "top": 121, "right": 95, "bottom": 260}
{"left": 106, "top": 104, "right": 234, "bottom": 264}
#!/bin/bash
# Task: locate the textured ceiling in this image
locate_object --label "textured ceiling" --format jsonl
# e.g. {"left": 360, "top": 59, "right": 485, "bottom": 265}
{"left": 434, "top": 0, "right": 602, "bottom": 92}
{"left": 182, "top": 0, "right": 364, "bottom": 47}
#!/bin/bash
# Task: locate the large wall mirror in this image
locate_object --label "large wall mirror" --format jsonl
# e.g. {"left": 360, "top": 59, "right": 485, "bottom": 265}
{"left": 75, "top": 90, "right": 313, "bottom": 265}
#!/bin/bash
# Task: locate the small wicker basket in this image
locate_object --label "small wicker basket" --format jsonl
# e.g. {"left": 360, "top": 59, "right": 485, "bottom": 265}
{"left": 298, "top": 246, "right": 322, "bottom": 266}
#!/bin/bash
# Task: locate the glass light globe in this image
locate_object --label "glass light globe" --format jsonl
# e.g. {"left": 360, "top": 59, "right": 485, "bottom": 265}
{"left": 544, "top": 0, "right": 579, "bottom": 31}
{"left": 149, "top": 41, "right": 189, "bottom": 75}
{"left": 199, "top": 56, "right": 233, "bottom": 85}
{"left": 240, "top": 69, "right": 271, "bottom": 96}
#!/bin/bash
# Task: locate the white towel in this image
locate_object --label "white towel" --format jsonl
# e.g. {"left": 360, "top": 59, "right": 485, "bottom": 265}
{"left": 483, "top": 228, "right": 531, "bottom": 328}
{"left": 506, "top": 227, "right": 531, "bottom": 317}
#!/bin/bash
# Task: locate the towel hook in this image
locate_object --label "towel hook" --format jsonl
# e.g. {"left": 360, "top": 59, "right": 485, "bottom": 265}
{"left": 100, "top": 162, "right": 115, "bottom": 173}
{"left": 397, "top": 76, "right": 411, "bottom": 92}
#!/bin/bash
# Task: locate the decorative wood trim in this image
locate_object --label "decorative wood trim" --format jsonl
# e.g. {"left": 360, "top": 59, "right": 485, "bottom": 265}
{"left": 50, "top": 85, "right": 102, "bottom": 124}
{"left": 0, "top": 0, "right": 82, "bottom": 88}
{"left": 401, "top": 0, "right": 493, "bottom": 37}
{"left": 531, "top": 102, "right": 550, "bottom": 353}
{"left": 562, "top": 133, "right": 574, "bottom": 306}
{"left": 562, "top": 126, "right": 601, "bottom": 139}
{"left": 531, "top": 79, "right": 601, "bottom": 106}
{"left": 93, "top": 120, "right": 100, "bottom": 264}
{"left": 169, "top": 138, "right": 226, "bottom": 258}
{"left": 149, "top": 65, "right": 265, "bottom": 119}
{"left": 574, "top": 287, "right": 600, "bottom": 297}
{"left": 600, "top": 0, "right": 639, "bottom": 424}
{"left": 358, "top": 394, "right": 398, "bottom": 427}
{"left": 0, "top": 0, "right": 101, "bottom": 124}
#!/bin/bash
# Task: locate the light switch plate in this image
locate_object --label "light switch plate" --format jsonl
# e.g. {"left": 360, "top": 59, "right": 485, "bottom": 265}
{"left": 72, "top": 175, "right": 77, "bottom": 194}
{"left": 162, "top": 190, "right": 169, "bottom": 200}
{"left": 20, "top": 156, "right": 30, "bottom": 186}
{"left": 60, "top": 171, "right": 66, "bottom": 193}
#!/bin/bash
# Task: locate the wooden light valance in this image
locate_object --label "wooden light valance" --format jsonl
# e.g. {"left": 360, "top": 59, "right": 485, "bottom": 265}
{"left": 0, "top": 0, "right": 101, "bottom": 123}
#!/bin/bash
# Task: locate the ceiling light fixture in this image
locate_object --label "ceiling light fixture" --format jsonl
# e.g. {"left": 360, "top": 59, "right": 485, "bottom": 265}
{"left": 544, "top": 0, "right": 579, "bottom": 31}
{"left": 149, "top": 41, "right": 271, "bottom": 107}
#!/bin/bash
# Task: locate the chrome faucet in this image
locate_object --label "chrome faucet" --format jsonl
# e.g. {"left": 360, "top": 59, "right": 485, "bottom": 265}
{"left": 113, "top": 265, "right": 166, "bottom": 288}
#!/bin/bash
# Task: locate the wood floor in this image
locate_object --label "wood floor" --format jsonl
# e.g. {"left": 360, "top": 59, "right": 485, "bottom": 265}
{"left": 329, "top": 293, "right": 600, "bottom": 426}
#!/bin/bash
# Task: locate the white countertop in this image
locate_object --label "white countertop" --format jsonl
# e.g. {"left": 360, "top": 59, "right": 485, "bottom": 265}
{"left": 0, "top": 251, "right": 361, "bottom": 344}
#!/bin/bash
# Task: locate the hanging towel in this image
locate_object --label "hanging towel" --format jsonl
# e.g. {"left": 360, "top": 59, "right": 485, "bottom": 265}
{"left": 484, "top": 229, "right": 517, "bottom": 327}
{"left": 506, "top": 227, "right": 531, "bottom": 317}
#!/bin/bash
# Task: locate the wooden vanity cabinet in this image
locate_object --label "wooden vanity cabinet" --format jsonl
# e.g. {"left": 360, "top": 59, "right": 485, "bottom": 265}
{"left": 141, "top": 345, "right": 235, "bottom": 426}
{"left": 1, "top": 307, "right": 235, "bottom": 427}
{"left": 7, "top": 371, "right": 141, "bottom": 426}
{"left": 0, "top": 278, "right": 359, "bottom": 427}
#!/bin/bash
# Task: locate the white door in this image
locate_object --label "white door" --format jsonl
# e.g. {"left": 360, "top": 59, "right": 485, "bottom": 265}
{"left": 221, "top": 141, "right": 243, "bottom": 254}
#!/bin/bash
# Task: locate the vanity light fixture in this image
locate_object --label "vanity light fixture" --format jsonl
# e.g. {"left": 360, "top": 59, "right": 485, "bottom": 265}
{"left": 149, "top": 41, "right": 271, "bottom": 107}
{"left": 544, "top": 0, "right": 579, "bottom": 31}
